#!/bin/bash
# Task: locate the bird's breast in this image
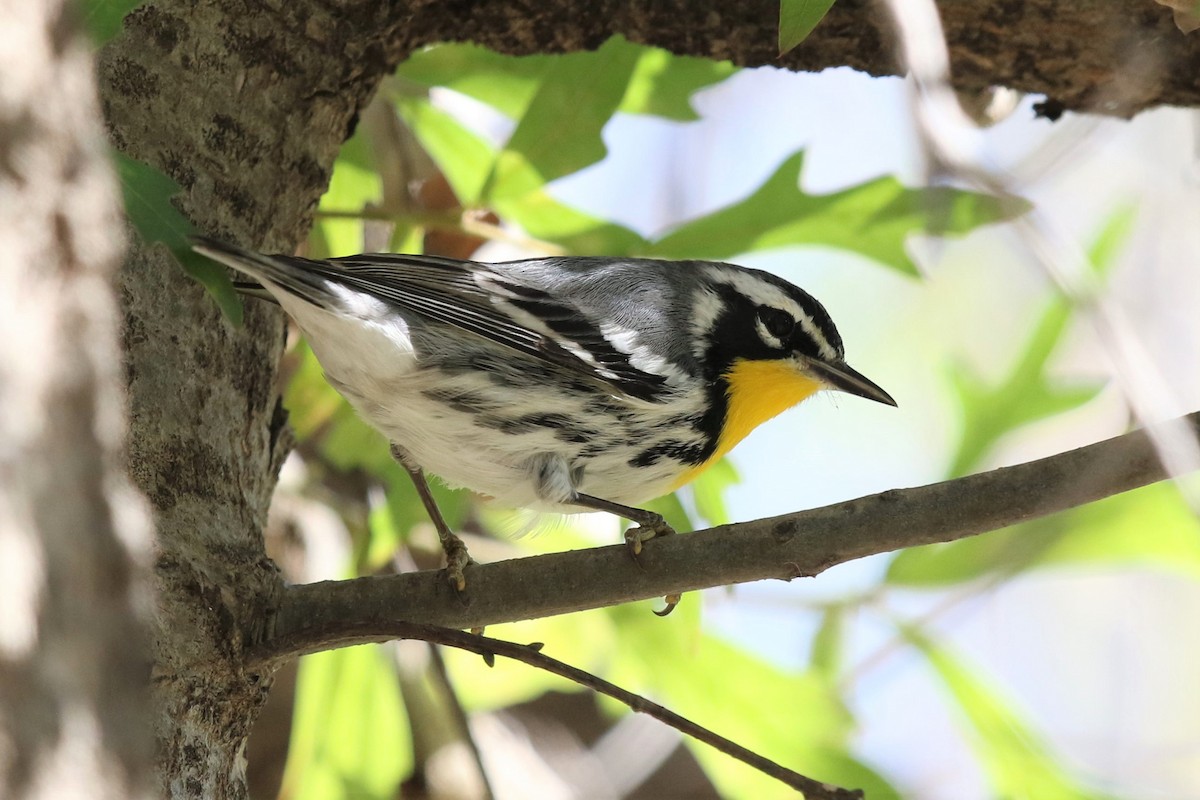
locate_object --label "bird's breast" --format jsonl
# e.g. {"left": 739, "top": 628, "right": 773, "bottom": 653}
{"left": 668, "top": 358, "right": 822, "bottom": 491}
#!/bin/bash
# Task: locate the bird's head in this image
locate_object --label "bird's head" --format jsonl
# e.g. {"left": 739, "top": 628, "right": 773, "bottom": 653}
{"left": 692, "top": 263, "right": 896, "bottom": 453}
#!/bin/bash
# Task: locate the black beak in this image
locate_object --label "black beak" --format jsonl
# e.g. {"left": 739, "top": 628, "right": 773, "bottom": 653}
{"left": 803, "top": 358, "right": 897, "bottom": 407}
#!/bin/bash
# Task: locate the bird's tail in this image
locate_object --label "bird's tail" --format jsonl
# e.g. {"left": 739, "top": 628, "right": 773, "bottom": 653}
{"left": 191, "top": 236, "right": 335, "bottom": 309}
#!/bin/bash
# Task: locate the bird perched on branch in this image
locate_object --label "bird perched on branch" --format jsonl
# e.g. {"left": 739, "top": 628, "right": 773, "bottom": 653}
{"left": 194, "top": 238, "right": 896, "bottom": 597}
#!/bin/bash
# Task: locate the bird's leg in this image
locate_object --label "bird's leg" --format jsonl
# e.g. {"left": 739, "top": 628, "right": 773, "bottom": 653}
{"left": 572, "top": 493, "right": 682, "bottom": 616}
{"left": 390, "top": 444, "right": 471, "bottom": 591}
{"left": 570, "top": 493, "right": 677, "bottom": 555}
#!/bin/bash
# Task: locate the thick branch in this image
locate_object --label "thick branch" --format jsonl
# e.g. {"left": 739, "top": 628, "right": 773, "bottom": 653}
{"left": 258, "top": 411, "right": 1198, "bottom": 662}
{"left": 396, "top": 0, "right": 1200, "bottom": 117}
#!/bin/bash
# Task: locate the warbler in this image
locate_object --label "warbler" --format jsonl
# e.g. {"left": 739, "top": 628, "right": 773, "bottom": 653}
{"left": 193, "top": 238, "right": 896, "bottom": 592}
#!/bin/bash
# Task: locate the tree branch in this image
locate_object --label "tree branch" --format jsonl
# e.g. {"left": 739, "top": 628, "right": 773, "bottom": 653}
{"left": 394, "top": 0, "right": 1200, "bottom": 117}
{"left": 379, "top": 625, "right": 863, "bottom": 800}
{"left": 256, "top": 411, "right": 1199, "bottom": 661}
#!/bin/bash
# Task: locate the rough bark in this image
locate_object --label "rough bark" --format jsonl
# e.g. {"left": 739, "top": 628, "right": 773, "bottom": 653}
{"left": 91, "top": 1, "right": 1200, "bottom": 798}
{"left": 0, "top": 1, "right": 154, "bottom": 798}
{"left": 395, "top": 0, "right": 1198, "bottom": 117}
{"left": 96, "top": 0, "right": 397, "bottom": 794}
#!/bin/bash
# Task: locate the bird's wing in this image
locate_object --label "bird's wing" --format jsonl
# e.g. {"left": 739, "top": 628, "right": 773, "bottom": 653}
{"left": 328, "top": 253, "right": 671, "bottom": 402}
{"left": 191, "top": 235, "right": 673, "bottom": 403}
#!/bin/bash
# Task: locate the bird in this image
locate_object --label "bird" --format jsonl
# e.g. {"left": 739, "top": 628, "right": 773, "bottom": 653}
{"left": 193, "top": 237, "right": 896, "bottom": 596}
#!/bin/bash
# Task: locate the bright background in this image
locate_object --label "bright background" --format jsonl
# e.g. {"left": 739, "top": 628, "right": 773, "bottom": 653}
{"left": 262, "top": 43, "right": 1200, "bottom": 800}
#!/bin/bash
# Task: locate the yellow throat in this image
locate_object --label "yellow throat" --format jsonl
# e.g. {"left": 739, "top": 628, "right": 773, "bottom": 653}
{"left": 670, "top": 358, "right": 822, "bottom": 490}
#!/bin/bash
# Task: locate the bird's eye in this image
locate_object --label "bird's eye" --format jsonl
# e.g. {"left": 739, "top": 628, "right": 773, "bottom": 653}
{"left": 757, "top": 307, "right": 795, "bottom": 341}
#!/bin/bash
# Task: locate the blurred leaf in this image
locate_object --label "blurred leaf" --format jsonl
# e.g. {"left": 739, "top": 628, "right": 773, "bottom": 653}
{"left": 602, "top": 614, "right": 893, "bottom": 799}
{"left": 946, "top": 206, "right": 1131, "bottom": 476}
{"left": 390, "top": 222, "right": 425, "bottom": 255}
{"left": 643, "top": 491, "right": 696, "bottom": 534}
{"left": 621, "top": 45, "right": 737, "bottom": 120}
{"left": 645, "top": 151, "right": 1027, "bottom": 274}
{"left": 83, "top": 0, "right": 144, "bottom": 45}
{"left": 397, "top": 97, "right": 651, "bottom": 253}
{"left": 282, "top": 341, "right": 349, "bottom": 441}
{"left": 444, "top": 608, "right": 620, "bottom": 712}
{"left": 494, "top": 190, "right": 649, "bottom": 254}
{"left": 1087, "top": 203, "right": 1137, "bottom": 271}
{"left": 903, "top": 626, "right": 1117, "bottom": 800}
{"left": 947, "top": 334, "right": 1103, "bottom": 478}
{"left": 809, "top": 605, "right": 845, "bottom": 678}
{"left": 281, "top": 646, "right": 412, "bottom": 800}
{"left": 689, "top": 457, "right": 739, "bottom": 527}
{"left": 315, "top": 130, "right": 382, "bottom": 256}
{"left": 399, "top": 37, "right": 736, "bottom": 124}
{"left": 779, "top": 0, "right": 838, "bottom": 54}
{"left": 365, "top": 470, "right": 471, "bottom": 572}
{"left": 394, "top": 95, "right": 496, "bottom": 205}
{"left": 115, "top": 151, "right": 242, "bottom": 323}
{"left": 485, "top": 37, "right": 641, "bottom": 200}
{"left": 398, "top": 43, "right": 548, "bottom": 120}
{"left": 887, "top": 482, "right": 1200, "bottom": 586}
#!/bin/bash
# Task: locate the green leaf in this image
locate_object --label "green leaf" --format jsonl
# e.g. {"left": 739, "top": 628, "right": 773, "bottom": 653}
{"left": 367, "top": 470, "right": 470, "bottom": 573}
{"left": 903, "top": 626, "right": 1118, "bottom": 800}
{"left": 809, "top": 605, "right": 845, "bottom": 678}
{"left": 642, "top": 491, "right": 695, "bottom": 534}
{"left": 689, "top": 457, "right": 739, "bottom": 527}
{"left": 443, "top": 608, "right": 620, "bottom": 712}
{"left": 281, "top": 646, "right": 412, "bottom": 800}
{"left": 946, "top": 207, "right": 1131, "bottom": 476}
{"left": 394, "top": 95, "right": 497, "bottom": 206}
{"left": 398, "top": 38, "right": 736, "bottom": 124}
{"left": 494, "top": 191, "right": 649, "bottom": 255}
{"left": 315, "top": 130, "right": 382, "bottom": 256}
{"left": 603, "top": 617, "right": 891, "bottom": 799}
{"left": 1087, "top": 203, "right": 1137, "bottom": 277}
{"left": 115, "top": 151, "right": 242, "bottom": 323}
{"left": 947, "top": 327, "right": 1103, "bottom": 477}
{"left": 886, "top": 482, "right": 1200, "bottom": 586}
{"left": 82, "top": 0, "right": 145, "bottom": 46}
{"left": 392, "top": 99, "right": 649, "bottom": 252}
{"left": 484, "top": 37, "right": 641, "bottom": 200}
{"left": 620, "top": 45, "right": 737, "bottom": 121}
{"left": 645, "top": 151, "right": 1027, "bottom": 274}
{"left": 397, "top": 43, "right": 550, "bottom": 120}
{"left": 779, "top": 0, "right": 838, "bottom": 54}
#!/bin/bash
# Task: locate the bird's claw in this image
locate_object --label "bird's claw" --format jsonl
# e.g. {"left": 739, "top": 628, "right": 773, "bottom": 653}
{"left": 623, "top": 515, "right": 676, "bottom": 557}
{"left": 654, "top": 593, "right": 683, "bottom": 616}
{"left": 442, "top": 535, "right": 472, "bottom": 592}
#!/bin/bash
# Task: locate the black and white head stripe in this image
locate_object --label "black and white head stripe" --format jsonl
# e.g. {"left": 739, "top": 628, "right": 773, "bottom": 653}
{"left": 698, "top": 263, "right": 844, "bottom": 362}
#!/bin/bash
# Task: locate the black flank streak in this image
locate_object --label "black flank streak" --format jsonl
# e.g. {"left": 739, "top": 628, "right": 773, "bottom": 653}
{"left": 629, "top": 440, "right": 708, "bottom": 469}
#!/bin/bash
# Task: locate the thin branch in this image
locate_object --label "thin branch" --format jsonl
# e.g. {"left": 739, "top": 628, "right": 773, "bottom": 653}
{"left": 310, "top": 623, "right": 864, "bottom": 800}
{"left": 255, "top": 410, "right": 1199, "bottom": 657}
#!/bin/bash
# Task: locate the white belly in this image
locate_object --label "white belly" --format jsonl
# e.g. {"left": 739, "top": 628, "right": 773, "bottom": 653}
{"left": 290, "top": 300, "right": 706, "bottom": 511}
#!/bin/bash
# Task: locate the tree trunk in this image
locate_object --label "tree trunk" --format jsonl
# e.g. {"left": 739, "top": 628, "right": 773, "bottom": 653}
{"left": 97, "top": 1, "right": 408, "bottom": 794}
{"left": 0, "top": 1, "right": 154, "bottom": 798}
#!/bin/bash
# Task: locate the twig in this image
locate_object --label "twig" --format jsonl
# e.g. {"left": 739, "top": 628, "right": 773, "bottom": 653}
{"left": 309, "top": 622, "right": 864, "bottom": 800}
{"left": 314, "top": 207, "right": 565, "bottom": 255}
